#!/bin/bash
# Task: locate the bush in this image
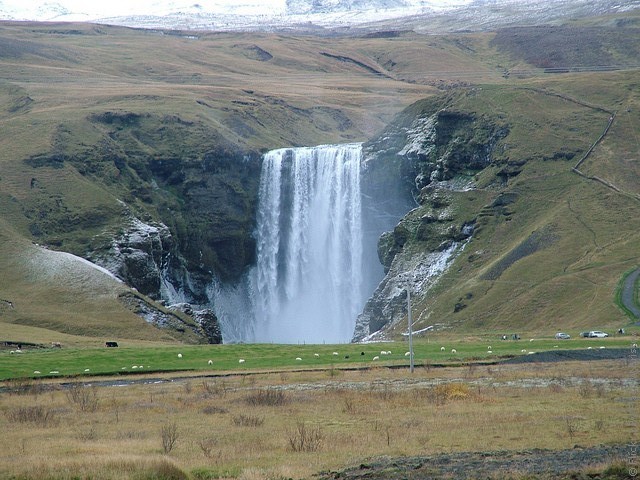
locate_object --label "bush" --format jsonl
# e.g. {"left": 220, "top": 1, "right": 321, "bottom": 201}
{"left": 288, "top": 421, "right": 324, "bottom": 452}
{"left": 65, "top": 383, "right": 99, "bottom": 412}
{"left": 6, "top": 405, "right": 55, "bottom": 426}
{"left": 161, "top": 422, "right": 179, "bottom": 454}
{"left": 232, "top": 414, "right": 264, "bottom": 427}
{"left": 244, "top": 389, "right": 288, "bottom": 406}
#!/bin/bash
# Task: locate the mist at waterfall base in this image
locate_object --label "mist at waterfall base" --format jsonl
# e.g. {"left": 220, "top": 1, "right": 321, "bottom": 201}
{"left": 212, "top": 143, "right": 382, "bottom": 344}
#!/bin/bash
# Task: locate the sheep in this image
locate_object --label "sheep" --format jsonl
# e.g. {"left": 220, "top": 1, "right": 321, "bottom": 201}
{"left": 380, "top": 350, "right": 387, "bottom": 355}
{"left": 405, "top": 351, "right": 412, "bottom": 356}
{"left": 632, "top": 343, "right": 638, "bottom": 348}
{"left": 208, "top": 359, "right": 213, "bottom": 365}
{"left": 487, "top": 346, "right": 492, "bottom": 350}
{"left": 599, "top": 346, "right": 606, "bottom": 349}
{"left": 33, "top": 371, "right": 41, "bottom": 374}
{"left": 239, "top": 359, "right": 245, "bottom": 363}
{"left": 314, "top": 353, "right": 320, "bottom": 357}
{"left": 332, "top": 352, "right": 339, "bottom": 356}
{"left": 386, "top": 351, "right": 392, "bottom": 355}
{"left": 132, "top": 365, "right": 138, "bottom": 369}
{"left": 84, "top": 368, "right": 90, "bottom": 372}
{"left": 49, "top": 371, "right": 59, "bottom": 374}
{"left": 527, "top": 351, "right": 535, "bottom": 355}
{"left": 451, "top": 349, "right": 457, "bottom": 354}
{"left": 487, "top": 350, "right": 492, "bottom": 354}
{"left": 295, "top": 357, "right": 302, "bottom": 361}
{"left": 177, "top": 353, "right": 183, "bottom": 358}
{"left": 440, "top": 346, "right": 445, "bottom": 351}
{"left": 372, "top": 356, "right": 380, "bottom": 361}
{"left": 521, "top": 349, "right": 527, "bottom": 353}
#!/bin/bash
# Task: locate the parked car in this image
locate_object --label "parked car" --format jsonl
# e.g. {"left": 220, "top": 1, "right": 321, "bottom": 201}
{"left": 587, "top": 331, "right": 609, "bottom": 338}
{"left": 555, "top": 332, "right": 570, "bottom": 340}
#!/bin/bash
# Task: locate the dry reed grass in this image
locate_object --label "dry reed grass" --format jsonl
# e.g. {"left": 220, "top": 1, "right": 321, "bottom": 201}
{"left": 0, "top": 359, "right": 634, "bottom": 479}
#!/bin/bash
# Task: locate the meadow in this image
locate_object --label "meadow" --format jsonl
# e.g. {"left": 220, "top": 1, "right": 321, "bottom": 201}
{"left": 0, "top": 336, "right": 634, "bottom": 381}
{"left": 0, "top": 345, "right": 637, "bottom": 480}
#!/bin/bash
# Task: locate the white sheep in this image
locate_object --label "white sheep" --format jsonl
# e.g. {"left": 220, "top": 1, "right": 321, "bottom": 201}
{"left": 333, "top": 352, "right": 339, "bottom": 356}
{"left": 239, "top": 359, "right": 245, "bottom": 363}
{"left": 380, "top": 350, "right": 387, "bottom": 355}
{"left": 132, "top": 365, "right": 138, "bottom": 369}
{"left": 440, "top": 346, "right": 445, "bottom": 351}
{"left": 405, "top": 351, "right": 412, "bottom": 356}
{"left": 33, "top": 371, "right": 41, "bottom": 374}
{"left": 386, "top": 351, "right": 392, "bottom": 355}
{"left": 521, "top": 349, "right": 527, "bottom": 353}
{"left": 84, "top": 368, "right": 90, "bottom": 372}
{"left": 488, "top": 346, "right": 492, "bottom": 350}
{"left": 49, "top": 371, "right": 59, "bottom": 374}
{"left": 208, "top": 359, "right": 213, "bottom": 365}
{"left": 451, "top": 349, "right": 457, "bottom": 354}
{"left": 295, "top": 357, "right": 302, "bottom": 361}
{"left": 372, "top": 356, "right": 380, "bottom": 361}
{"left": 314, "top": 353, "right": 320, "bottom": 357}
{"left": 487, "top": 350, "right": 492, "bottom": 354}
{"left": 633, "top": 343, "right": 638, "bottom": 348}
{"left": 177, "top": 353, "right": 183, "bottom": 358}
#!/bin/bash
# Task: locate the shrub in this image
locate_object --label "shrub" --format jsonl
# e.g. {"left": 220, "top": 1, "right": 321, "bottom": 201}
{"left": 288, "top": 421, "right": 324, "bottom": 452}
{"left": 232, "top": 414, "right": 264, "bottom": 427}
{"left": 161, "top": 421, "right": 179, "bottom": 454}
{"left": 6, "top": 405, "right": 55, "bottom": 426}
{"left": 65, "top": 383, "right": 99, "bottom": 412}
{"left": 244, "top": 389, "right": 288, "bottom": 406}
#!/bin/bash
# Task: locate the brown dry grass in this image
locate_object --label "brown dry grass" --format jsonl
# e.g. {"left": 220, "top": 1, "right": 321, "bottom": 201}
{"left": 0, "top": 359, "right": 635, "bottom": 479}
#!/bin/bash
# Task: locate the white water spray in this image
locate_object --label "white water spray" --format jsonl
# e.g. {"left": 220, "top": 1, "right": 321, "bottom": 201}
{"left": 247, "top": 143, "right": 365, "bottom": 343}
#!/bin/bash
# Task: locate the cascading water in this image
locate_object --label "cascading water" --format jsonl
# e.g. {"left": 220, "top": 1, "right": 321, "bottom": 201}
{"left": 251, "top": 143, "right": 364, "bottom": 343}
{"left": 212, "top": 143, "right": 367, "bottom": 344}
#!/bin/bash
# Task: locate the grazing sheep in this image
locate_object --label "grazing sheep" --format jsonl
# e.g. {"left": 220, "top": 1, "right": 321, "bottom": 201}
{"left": 527, "top": 351, "right": 535, "bottom": 355}
{"left": 632, "top": 343, "right": 638, "bottom": 348}
{"left": 487, "top": 350, "right": 492, "bottom": 354}
{"left": 132, "top": 365, "right": 138, "bottom": 369}
{"left": 239, "top": 359, "right": 245, "bottom": 363}
{"left": 84, "top": 368, "right": 90, "bottom": 372}
{"left": 599, "top": 346, "right": 606, "bottom": 349}
{"left": 451, "top": 349, "right": 457, "bottom": 354}
{"left": 380, "top": 350, "right": 387, "bottom": 355}
{"left": 333, "top": 352, "right": 339, "bottom": 356}
{"left": 521, "top": 349, "right": 527, "bottom": 353}
{"left": 405, "top": 351, "right": 412, "bottom": 356}
{"left": 33, "top": 371, "right": 41, "bottom": 374}
{"left": 208, "top": 359, "right": 213, "bottom": 365}
{"left": 529, "top": 339, "right": 534, "bottom": 342}
{"left": 372, "top": 356, "right": 380, "bottom": 361}
{"left": 295, "top": 357, "right": 302, "bottom": 361}
{"left": 314, "top": 353, "right": 320, "bottom": 357}
{"left": 177, "top": 353, "right": 183, "bottom": 358}
{"left": 488, "top": 346, "right": 492, "bottom": 350}
{"left": 440, "top": 346, "right": 445, "bottom": 351}
{"left": 9, "top": 351, "right": 14, "bottom": 354}
{"left": 386, "top": 351, "right": 392, "bottom": 355}
{"left": 49, "top": 371, "right": 59, "bottom": 374}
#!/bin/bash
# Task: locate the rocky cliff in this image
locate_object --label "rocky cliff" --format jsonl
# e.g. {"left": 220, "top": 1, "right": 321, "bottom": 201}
{"left": 354, "top": 94, "right": 508, "bottom": 340}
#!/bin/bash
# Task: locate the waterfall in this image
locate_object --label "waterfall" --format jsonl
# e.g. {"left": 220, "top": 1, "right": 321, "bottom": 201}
{"left": 212, "top": 143, "right": 367, "bottom": 344}
{"left": 251, "top": 143, "right": 364, "bottom": 343}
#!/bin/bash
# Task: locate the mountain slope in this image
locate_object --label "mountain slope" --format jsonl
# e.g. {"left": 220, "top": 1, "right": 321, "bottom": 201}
{"left": 0, "top": 11, "right": 638, "bottom": 344}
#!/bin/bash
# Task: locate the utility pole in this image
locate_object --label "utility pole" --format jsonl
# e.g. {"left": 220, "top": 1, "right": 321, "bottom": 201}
{"left": 407, "top": 283, "right": 414, "bottom": 373}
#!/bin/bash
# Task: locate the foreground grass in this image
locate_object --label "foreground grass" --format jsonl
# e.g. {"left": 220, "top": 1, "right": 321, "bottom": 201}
{"left": 0, "top": 358, "right": 636, "bottom": 479}
{"left": 0, "top": 336, "right": 635, "bottom": 381}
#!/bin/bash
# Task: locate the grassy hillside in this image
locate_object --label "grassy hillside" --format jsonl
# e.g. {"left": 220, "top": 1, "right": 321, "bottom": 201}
{"left": 0, "top": 13, "right": 638, "bottom": 345}
{"left": 382, "top": 70, "right": 640, "bottom": 337}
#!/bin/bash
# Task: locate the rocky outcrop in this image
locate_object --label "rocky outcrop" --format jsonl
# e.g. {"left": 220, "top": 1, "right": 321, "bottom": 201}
{"left": 354, "top": 95, "right": 506, "bottom": 340}
{"left": 89, "top": 214, "right": 172, "bottom": 299}
{"left": 167, "top": 303, "right": 223, "bottom": 344}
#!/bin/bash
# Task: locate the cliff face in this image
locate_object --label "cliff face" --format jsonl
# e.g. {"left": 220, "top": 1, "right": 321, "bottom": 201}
{"left": 354, "top": 95, "right": 508, "bottom": 340}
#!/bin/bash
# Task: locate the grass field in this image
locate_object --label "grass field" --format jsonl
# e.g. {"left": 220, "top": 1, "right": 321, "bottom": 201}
{"left": 0, "top": 351, "right": 637, "bottom": 479}
{"left": 0, "top": 336, "right": 635, "bottom": 381}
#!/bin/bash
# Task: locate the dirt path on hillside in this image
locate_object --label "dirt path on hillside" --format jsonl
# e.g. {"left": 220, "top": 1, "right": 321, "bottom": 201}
{"left": 316, "top": 444, "right": 635, "bottom": 480}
